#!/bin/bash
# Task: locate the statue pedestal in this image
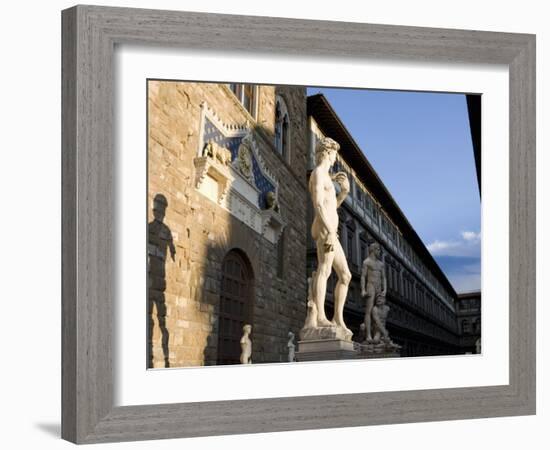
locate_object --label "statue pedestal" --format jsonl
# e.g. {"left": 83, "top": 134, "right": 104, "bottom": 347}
{"left": 357, "top": 342, "right": 401, "bottom": 359}
{"left": 296, "top": 326, "right": 357, "bottom": 362}
{"left": 299, "top": 325, "right": 352, "bottom": 342}
{"left": 296, "top": 339, "right": 357, "bottom": 362}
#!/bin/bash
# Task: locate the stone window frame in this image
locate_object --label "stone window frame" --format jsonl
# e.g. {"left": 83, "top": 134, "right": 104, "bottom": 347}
{"left": 387, "top": 261, "right": 394, "bottom": 292}
{"left": 227, "top": 83, "right": 259, "bottom": 120}
{"left": 355, "top": 183, "right": 363, "bottom": 206}
{"left": 274, "top": 94, "right": 291, "bottom": 163}
{"left": 462, "top": 319, "right": 472, "bottom": 334}
{"left": 345, "top": 220, "right": 357, "bottom": 269}
{"left": 473, "top": 317, "right": 481, "bottom": 334}
{"left": 395, "top": 263, "right": 403, "bottom": 295}
{"left": 359, "top": 232, "right": 368, "bottom": 263}
{"left": 417, "top": 285, "right": 426, "bottom": 312}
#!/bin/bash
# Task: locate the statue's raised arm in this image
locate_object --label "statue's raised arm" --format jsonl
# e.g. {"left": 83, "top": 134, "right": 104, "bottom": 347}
{"left": 332, "top": 171, "right": 350, "bottom": 207}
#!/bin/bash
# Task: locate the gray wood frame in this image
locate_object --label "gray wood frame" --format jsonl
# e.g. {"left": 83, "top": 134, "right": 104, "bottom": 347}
{"left": 62, "top": 5, "right": 536, "bottom": 444}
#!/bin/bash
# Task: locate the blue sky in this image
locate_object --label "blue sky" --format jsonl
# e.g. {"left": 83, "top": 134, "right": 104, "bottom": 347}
{"left": 306, "top": 87, "right": 481, "bottom": 293}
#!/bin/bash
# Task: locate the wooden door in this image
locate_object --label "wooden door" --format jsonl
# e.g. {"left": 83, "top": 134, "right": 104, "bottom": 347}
{"left": 217, "top": 250, "right": 253, "bottom": 364}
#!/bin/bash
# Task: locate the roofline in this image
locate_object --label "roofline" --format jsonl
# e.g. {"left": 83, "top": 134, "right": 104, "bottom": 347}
{"left": 457, "top": 290, "right": 482, "bottom": 298}
{"left": 307, "top": 93, "right": 459, "bottom": 299}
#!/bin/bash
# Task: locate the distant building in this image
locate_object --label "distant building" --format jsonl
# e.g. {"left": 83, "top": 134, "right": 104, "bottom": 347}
{"left": 456, "top": 291, "right": 482, "bottom": 353}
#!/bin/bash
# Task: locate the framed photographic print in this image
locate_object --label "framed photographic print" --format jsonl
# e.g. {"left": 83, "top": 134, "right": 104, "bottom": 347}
{"left": 62, "top": 4, "right": 535, "bottom": 444}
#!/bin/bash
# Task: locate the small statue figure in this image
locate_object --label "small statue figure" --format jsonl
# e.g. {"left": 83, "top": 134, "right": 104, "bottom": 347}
{"left": 287, "top": 331, "right": 296, "bottom": 362}
{"left": 475, "top": 338, "right": 481, "bottom": 354}
{"left": 371, "top": 294, "right": 391, "bottom": 344}
{"left": 240, "top": 324, "right": 252, "bottom": 364}
{"left": 202, "top": 140, "right": 232, "bottom": 166}
{"left": 360, "top": 242, "right": 387, "bottom": 343}
{"left": 265, "top": 190, "right": 280, "bottom": 212}
{"left": 202, "top": 141, "right": 214, "bottom": 158}
{"left": 216, "top": 146, "right": 232, "bottom": 166}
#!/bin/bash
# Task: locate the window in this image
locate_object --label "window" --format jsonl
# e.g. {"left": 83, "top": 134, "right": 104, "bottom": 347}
{"left": 274, "top": 95, "right": 290, "bottom": 160}
{"left": 473, "top": 318, "right": 481, "bottom": 334}
{"left": 462, "top": 319, "right": 471, "bottom": 334}
{"left": 365, "top": 194, "right": 373, "bottom": 217}
{"left": 346, "top": 226, "right": 355, "bottom": 265}
{"left": 418, "top": 289, "right": 425, "bottom": 310}
{"left": 229, "top": 83, "right": 257, "bottom": 118}
{"left": 396, "top": 266, "right": 402, "bottom": 294}
{"left": 372, "top": 205, "right": 379, "bottom": 222}
{"left": 360, "top": 239, "right": 367, "bottom": 263}
{"left": 356, "top": 188, "right": 363, "bottom": 206}
{"left": 387, "top": 222, "right": 397, "bottom": 242}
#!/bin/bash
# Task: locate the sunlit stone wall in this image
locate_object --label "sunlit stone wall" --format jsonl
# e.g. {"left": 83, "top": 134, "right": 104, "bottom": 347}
{"left": 147, "top": 81, "right": 308, "bottom": 367}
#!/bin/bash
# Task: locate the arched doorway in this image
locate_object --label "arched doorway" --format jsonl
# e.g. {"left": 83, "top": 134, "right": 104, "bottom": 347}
{"left": 217, "top": 249, "right": 254, "bottom": 365}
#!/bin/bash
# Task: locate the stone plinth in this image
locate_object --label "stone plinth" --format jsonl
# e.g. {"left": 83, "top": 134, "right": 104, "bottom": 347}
{"left": 299, "top": 325, "right": 352, "bottom": 342}
{"left": 357, "top": 342, "right": 401, "bottom": 359}
{"left": 296, "top": 339, "right": 357, "bottom": 362}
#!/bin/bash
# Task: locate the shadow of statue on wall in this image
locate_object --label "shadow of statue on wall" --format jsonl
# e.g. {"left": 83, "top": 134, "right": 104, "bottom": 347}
{"left": 147, "top": 193, "right": 176, "bottom": 368}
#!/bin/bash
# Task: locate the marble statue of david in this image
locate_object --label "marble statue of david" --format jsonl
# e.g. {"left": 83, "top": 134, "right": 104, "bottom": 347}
{"left": 309, "top": 137, "right": 353, "bottom": 337}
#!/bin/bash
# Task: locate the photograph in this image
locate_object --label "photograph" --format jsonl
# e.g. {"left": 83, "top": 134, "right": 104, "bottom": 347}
{"left": 0, "top": 0, "right": 543, "bottom": 446}
{"left": 147, "top": 80, "right": 482, "bottom": 368}
{"left": 52, "top": 3, "right": 537, "bottom": 445}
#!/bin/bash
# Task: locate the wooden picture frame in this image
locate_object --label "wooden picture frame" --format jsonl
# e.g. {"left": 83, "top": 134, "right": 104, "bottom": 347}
{"left": 61, "top": 5, "right": 536, "bottom": 444}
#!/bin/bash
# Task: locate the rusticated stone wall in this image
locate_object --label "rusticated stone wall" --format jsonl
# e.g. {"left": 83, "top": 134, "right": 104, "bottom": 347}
{"left": 147, "top": 81, "right": 308, "bottom": 367}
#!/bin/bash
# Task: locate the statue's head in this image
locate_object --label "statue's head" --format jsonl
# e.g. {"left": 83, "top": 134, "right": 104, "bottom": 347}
{"left": 315, "top": 137, "right": 340, "bottom": 166}
{"left": 243, "top": 324, "right": 252, "bottom": 334}
{"left": 369, "top": 242, "right": 381, "bottom": 258}
{"left": 152, "top": 193, "right": 168, "bottom": 222}
{"left": 375, "top": 294, "right": 386, "bottom": 306}
{"left": 266, "top": 191, "right": 276, "bottom": 208}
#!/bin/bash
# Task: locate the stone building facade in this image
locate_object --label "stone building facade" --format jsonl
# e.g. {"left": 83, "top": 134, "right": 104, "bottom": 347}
{"left": 306, "top": 94, "right": 466, "bottom": 357}
{"left": 148, "top": 81, "right": 309, "bottom": 367}
{"left": 456, "top": 291, "right": 482, "bottom": 353}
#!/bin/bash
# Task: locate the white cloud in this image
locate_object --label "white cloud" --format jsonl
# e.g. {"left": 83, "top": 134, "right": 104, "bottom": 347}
{"left": 427, "top": 231, "right": 481, "bottom": 292}
{"left": 427, "top": 230, "right": 481, "bottom": 257}
{"left": 461, "top": 231, "right": 481, "bottom": 242}
{"left": 427, "top": 240, "right": 460, "bottom": 254}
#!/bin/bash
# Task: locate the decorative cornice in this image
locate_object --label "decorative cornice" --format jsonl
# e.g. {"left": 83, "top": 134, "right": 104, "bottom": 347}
{"left": 200, "top": 101, "right": 249, "bottom": 137}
